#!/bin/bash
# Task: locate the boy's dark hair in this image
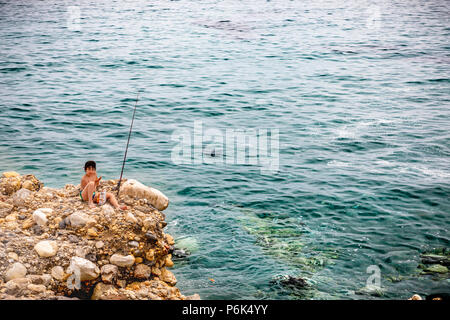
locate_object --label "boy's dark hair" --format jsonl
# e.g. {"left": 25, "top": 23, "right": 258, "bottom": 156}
{"left": 84, "top": 160, "right": 96, "bottom": 171}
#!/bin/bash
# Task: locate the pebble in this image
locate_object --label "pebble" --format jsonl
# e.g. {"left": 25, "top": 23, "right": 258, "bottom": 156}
{"left": 68, "top": 256, "right": 100, "bottom": 281}
{"left": 87, "top": 228, "right": 98, "bottom": 237}
{"left": 27, "top": 284, "right": 46, "bottom": 293}
{"left": 134, "top": 264, "right": 151, "bottom": 279}
{"left": 32, "top": 225, "right": 43, "bottom": 235}
{"left": 145, "top": 232, "right": 158, "bottom": 244}
{"left": 110, "top": 254, "right": 135, "bottom": 267}
{"left": 5, "top": 262, "right": 27, "bottom": 282}
{"left": 67, "top": 212, "right": 88, "bottom": 228}
{"left": 32, "top": 209, "right": 51, "bottom": 226}
{"left": 12, "top": 188, "right": 32, "bottom": 207}
{"left": 51, "top": 266, "right": 66, "bottom": 281}
{"left": 34, "top": 240, "right": 58, "bottom": 257}
{"left": 165, "top": 234, "right": 175, "bottom": 245}
{"left": 68, "top": 235, "right": 79, "bottom": 243}
{"left": 58, "top": 220, "right": 66, "bottom": 229}
{"left": 128, "top": 241, "right": 139, "bottom": 248}
{"left": 125, "top": 212, "right": 138, "bottom": 224}
{"left": 100, "top": 264, "right": 118, "bottom": 284}
{"left": 7, "top": 252, "right": 19, "bottom": 261}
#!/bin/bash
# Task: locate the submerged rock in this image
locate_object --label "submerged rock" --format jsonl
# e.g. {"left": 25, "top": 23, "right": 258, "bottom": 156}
{"left": 424, "top": 264, "right": 448, "bottom": 274}
{"left": 356, "top": 285, "right": 386, "bottom": 297}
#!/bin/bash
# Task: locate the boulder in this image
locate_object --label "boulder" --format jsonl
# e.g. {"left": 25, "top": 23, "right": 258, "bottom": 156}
{"left": 120, "top": 179, "right": 169, "bottom": 211}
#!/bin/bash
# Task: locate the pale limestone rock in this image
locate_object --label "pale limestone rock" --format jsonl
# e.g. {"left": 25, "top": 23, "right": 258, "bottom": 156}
{"left": 110, "top": 254, "right": 135, "bottom": 268}
{"left": 120, "top": 179, "right": 169, "bottom": 211}
{"left": 125, "top": 212, "right": 138, "bottom": 224}
{"left": 32, "top": 209, "right": 50, "bottom": 226}
{"left": 68, "top": 257, "right": 100, "bottom": 281}
{"left": 102, "top": 204, "right": 115, "bottom": 216}
{"left": 100, "top": 264, "right": 118, "bottom": 284}
{"left": 5, "top": 262, "right": 27, "bottom": 282}
{"left": 27, "top": 284, "right": 46, "bottom": 293}
{"left": 67, "top": 212, "right": 95, "bottom": 228}
{"left": 2, "top": 171, "right": 20, "bottom": 178}
{"left": 34, "top": 240, "right": 58, "bottom": 257}
{"left": 160, "top": 268, "right": 177, "bottom": 286}
{"left": 134, "top": 264, "right": 151, "bottom": 279}
{"left": 12, "top": 188, "right": 32, "bottom": 207}
{"left": 51, "top": 266, "right": 66, "bottom": 281}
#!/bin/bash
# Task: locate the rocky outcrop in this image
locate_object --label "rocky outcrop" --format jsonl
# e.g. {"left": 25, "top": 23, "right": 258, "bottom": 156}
{"left": 0, "top": 171, "right": 195, "bottom": 300}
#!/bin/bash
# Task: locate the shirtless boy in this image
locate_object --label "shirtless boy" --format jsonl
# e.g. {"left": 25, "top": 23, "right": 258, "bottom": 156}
{"left": 80, "top": 160, "right": 127, "bottom": 210}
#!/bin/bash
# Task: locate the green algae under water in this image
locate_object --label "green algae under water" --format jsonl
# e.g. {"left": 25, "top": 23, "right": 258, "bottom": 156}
{"left": 0, "top": 0, "right": 449, "bottom": 299}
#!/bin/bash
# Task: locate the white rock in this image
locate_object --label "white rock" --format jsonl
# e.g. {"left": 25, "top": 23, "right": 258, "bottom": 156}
{"left": 101, "top": 204, "right": 114, "bottom": 215}
{"left": 120, "top": 179, "right": 169, "bottom": 211}
{"left": 95, "top": 241, "right": 104, "bottom": 249}
{"left": 110, "top": 254, "right": 135, "bottom": 267}
{"left": 125, "top": 212, "right": 138, "bottom": 224}
{"left": 5, "top": 262, "right": 27, "bottom": 282}
{"left": 27, "top": 284, "right": 46, "bottom": 293}
{"left": 7, "top": 252, "right": 19, "bottom": 261}
{"left": 32, "top": 209, "right": 49, "bottom": 226}
{"left": 68, "top": 257, "right": 100, "bottom": 281}
{"left": 100, "top": 264, "right": 118, "bottom": 283}
{"left": 34, "top": 240, "right": 58, "bottom": 257}
{"left": 67, "top": 212, "right": 94, "bottom": 228}
{"left": 12, "top": 188, "right": 32, "bottom": 207}
{"left": 51, "top": 266, "right": 66, "bottom": 281}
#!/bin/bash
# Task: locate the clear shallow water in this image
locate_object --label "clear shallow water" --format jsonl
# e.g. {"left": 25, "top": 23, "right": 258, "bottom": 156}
{"left": 1, "top": 0, "right": 449, "bottom": 299}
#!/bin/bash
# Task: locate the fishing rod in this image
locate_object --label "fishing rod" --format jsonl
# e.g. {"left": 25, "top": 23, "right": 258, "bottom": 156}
{"left": 116, "top": 91, "right": 139, "bottom": 197}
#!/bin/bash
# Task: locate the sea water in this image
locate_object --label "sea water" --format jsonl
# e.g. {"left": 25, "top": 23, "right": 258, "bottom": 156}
{"left": 0, "top": 0, "right": 449, "bottom": 299}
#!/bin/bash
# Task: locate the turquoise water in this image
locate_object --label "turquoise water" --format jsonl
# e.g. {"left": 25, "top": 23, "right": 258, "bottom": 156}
{"left": 1, "top": 0, "right": 449, "bottom": 299}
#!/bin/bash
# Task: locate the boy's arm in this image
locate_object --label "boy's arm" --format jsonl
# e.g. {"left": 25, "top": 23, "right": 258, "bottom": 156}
{"left": 80, "top": 176, "right": 87, "bottom": 190}
{"left": 94, "top": 176, "right": 102, "bottom": 188}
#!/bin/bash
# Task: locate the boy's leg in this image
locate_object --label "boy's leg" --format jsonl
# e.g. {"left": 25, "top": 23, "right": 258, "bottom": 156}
{"left": 82, "top": 181, "right": 96, "bottom": 208}
{"left": 106, "top": 192, "right": 127, "bottom": 210}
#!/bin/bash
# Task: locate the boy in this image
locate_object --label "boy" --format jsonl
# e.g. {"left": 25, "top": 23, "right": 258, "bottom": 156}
{"left": 80, "top": 160, "right": 127, "bottom": 210}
